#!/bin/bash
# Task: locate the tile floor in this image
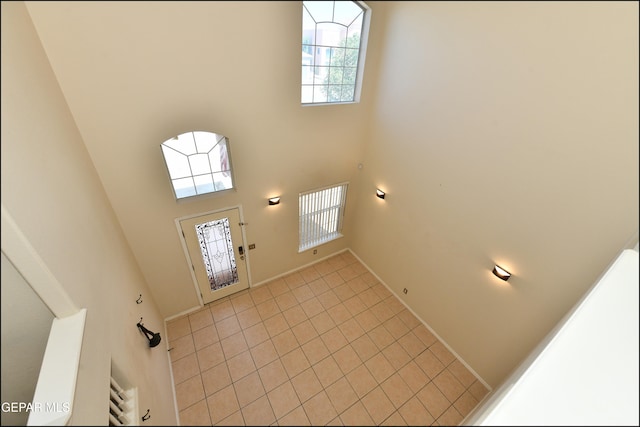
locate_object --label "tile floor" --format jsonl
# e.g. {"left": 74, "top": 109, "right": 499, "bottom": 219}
{"left": 166, "top": 251, "right": 489, "bottom": 426}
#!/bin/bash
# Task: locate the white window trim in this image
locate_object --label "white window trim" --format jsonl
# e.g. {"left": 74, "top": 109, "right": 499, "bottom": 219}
{"left": 298, "top": 182, "right": 349, "bottom": 252}
{"left": 353, "top": 0, "right": 371, "bottom": 104}
{"left": 301, "top": 1, "right": 372, "bottom": 106}
{"left": 160, "top": 131, "right": 236, "bottom": 201}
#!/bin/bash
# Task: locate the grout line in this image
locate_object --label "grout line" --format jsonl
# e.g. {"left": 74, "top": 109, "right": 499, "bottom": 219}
{"left": 347, "top": 248, "right": 493, "bottom": 392}
{"left": 172, "top": 251, "right": 485, "bottom": 426}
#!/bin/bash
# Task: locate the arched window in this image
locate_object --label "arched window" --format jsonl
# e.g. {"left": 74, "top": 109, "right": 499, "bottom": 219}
{"left": 301, "top": 1, "right": 370, "bottom": 105}
{"left": 160, "top": 131, "right": 234, "bottom": 200}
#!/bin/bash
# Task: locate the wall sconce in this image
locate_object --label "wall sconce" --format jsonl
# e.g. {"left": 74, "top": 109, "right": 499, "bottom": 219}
{"left": 136, "top": 318, "right": 161, "bottom": 348}
{"left": 376, "top": 189, "right": 385, "bottom": 199}
{"left": 492, "top": 265, "right": 511, "bottom": 281}
{"left": 268, "top": 196, "right": 281, "bottom": 206}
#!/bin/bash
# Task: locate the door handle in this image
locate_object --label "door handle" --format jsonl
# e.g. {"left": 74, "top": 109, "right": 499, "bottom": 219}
{"left": 238, "top": 246, "right": 244, "bottom": 255}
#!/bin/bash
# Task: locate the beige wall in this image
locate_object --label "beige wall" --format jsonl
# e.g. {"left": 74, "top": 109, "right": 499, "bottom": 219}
{"left": 5, "top": 0, "right": 638, "bottom": 398}
{"left": 24, "top": 1, "right": 384, "bottom": 318}
{"left": 1, "top": 2, "right": 177, "bottom": 424}
{"left": 1, "top": 253, "right": 55, "bottom": 426}
{"left": 350, "top": 1, "right": 639, "bottom": 386}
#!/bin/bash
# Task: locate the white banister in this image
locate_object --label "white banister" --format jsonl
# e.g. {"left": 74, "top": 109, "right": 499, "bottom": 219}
{"left": 27, "top": 308, "right": 87, "bottom": 426}
{"left": 465, "top": 249, "right": 639, "bottom": 425}
{"left": 110, "top": 377, "right": 125, "bottom": 396}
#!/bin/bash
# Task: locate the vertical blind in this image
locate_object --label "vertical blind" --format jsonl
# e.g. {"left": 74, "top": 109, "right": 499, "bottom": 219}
{"left": 299, "top": 182, "right": 348, "bottom": 252}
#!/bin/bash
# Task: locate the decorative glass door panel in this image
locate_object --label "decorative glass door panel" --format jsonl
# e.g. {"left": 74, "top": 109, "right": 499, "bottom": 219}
{"left": 180, "top": 208, "right": 248, "bottom": 304}
{"left": 196, "top": 218, "right": 238, "bottom": 290}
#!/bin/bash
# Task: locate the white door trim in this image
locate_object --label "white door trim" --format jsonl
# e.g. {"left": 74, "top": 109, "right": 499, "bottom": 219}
{"left": 174, "top": 204, "right": 252, "bottom": 307}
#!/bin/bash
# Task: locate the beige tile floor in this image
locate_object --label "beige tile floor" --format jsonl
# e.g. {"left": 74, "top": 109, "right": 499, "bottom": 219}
{"left": 166, "top": 251, "right": 489, "bottom": 426}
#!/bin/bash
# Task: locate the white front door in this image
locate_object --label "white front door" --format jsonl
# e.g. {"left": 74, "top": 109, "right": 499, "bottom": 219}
{"left": 179, "top": 208, "right": 249, "bottom": 304}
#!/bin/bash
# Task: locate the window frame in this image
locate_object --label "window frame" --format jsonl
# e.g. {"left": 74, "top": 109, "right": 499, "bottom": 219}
{"left": 160, "top": 131, "right": 236, "bottom": 201}
{"left": 301, "top": 1, "right": 371, "bottom": 106}
{"left": 298, "top": 182, "right": 349, "bottom": 252}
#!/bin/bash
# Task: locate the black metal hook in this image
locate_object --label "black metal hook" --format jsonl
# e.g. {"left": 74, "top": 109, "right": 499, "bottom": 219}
{"left": 142, "top": 409, "right": 150, "bottom": 421}
{"left": 136, "top": 318, "right": 161, "bottom": 348}
{"left": 136, "top": 294, "right": 143, "bottom": 304}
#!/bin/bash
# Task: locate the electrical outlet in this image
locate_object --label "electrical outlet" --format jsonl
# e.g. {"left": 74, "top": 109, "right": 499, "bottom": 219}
{"left": 248, "top": 243, "right": 256, "bottom": 250}
{"left": 403, "top": 288, "right": 408, "bottom": 294}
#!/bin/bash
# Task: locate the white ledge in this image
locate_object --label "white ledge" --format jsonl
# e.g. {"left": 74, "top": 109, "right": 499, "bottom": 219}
{"left": 467, "top": 249, "right": 639, "bottom": 425}
{"left": 27, "top": 308, "right": 87, "bottom": 426}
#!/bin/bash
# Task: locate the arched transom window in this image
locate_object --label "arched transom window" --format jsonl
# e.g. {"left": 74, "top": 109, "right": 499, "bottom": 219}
{"left": 160, "top": 131, "right": 234, "bottom": 200}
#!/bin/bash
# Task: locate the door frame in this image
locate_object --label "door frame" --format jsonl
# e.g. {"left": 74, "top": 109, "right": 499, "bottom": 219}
{"left": 175, "top": 204, "right": 252, "bottom": 306}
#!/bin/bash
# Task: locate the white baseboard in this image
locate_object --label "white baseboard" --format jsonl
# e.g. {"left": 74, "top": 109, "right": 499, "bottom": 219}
{"left": 161, "top": 246, "right": 491, "bottom": 392}
{"left": 250, "top": 248, "right": 350, "bottom": 288}
{"left": 164, "top": 305, "right": 202, "bottom": 323}
{"left": 347, "top": 248, "right": 492, "bottom": 392}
